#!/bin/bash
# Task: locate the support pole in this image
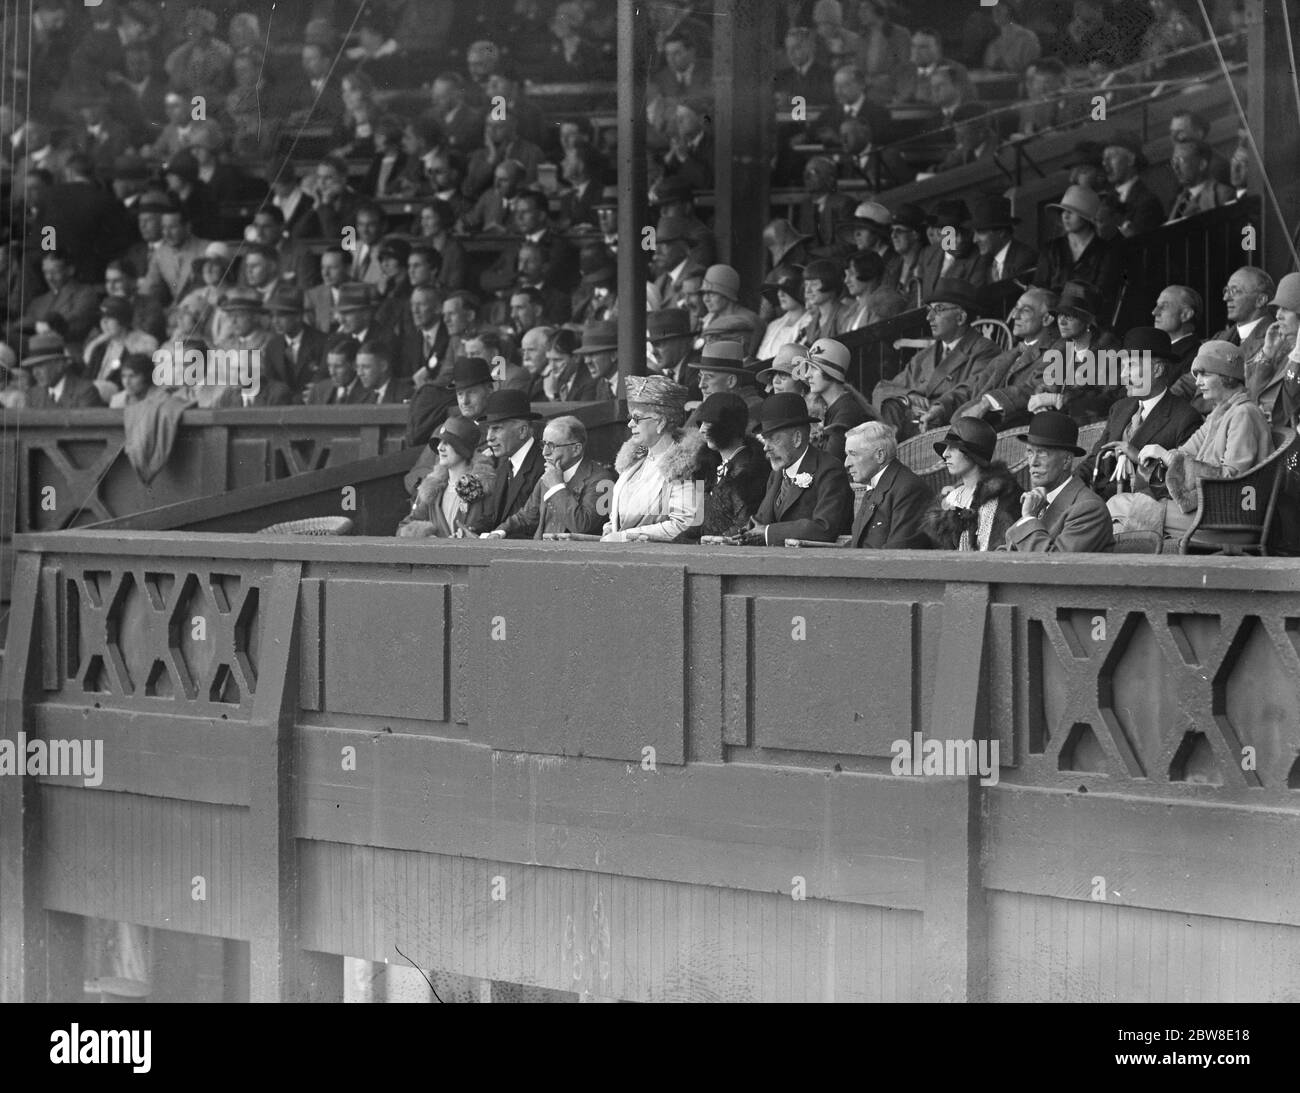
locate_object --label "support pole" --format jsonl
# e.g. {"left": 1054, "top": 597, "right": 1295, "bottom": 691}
{"left": 1245, "top": 0, "right": 1300, "bottom": 278}
{"left": 616, "top": 4, "right": 649, "bottom": 383}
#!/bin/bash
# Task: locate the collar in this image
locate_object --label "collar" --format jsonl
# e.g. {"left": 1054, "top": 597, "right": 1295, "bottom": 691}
{"left": 942, "top": 335, "right": 962, "bottom": 353}
{"left": 526, "top": 229, "right": 546, "bottom": 244}
{"left": 994, "top": 240, "right": 1012, "bottom": 265}
{"left": 562, "top": 458, "right": 581, "bottom": 484}
{"left": 867, "top": 461, "right": 889, "bottom": 490}
{"left": 669, "top": 256, "right": 689, "bottom": 280}
{"left": 846, "top": 95, "right": 867, "bottom": 115}
{"left": 285, "top": 329, "right": 302, "bottom": 347}
{"left": 49, "top": 376, "right": 67, "bottom": 400}
{"left": 784, "top": 446, "right": 811, "bottom": 480}
{"left": 1044, "top": 477, "right": 1071, "bottom": 506}
{"left": 509, "top": 435, "right": 535, "bottom": 476}
{"left": 1189, "top": 179, "right": 1210, "bottom": 197}
{"left": 1237, "top": 316, "right": 1265, "bottom": 340}
{"left": 1114, "top": 176, "right": 1137, "bottom": 201}
{"left": 1136, "top": 390, "right": 1166, "bottom": 415}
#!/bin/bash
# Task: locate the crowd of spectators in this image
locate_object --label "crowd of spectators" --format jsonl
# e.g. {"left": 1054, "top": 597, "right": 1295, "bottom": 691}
{"left": 0, "top": 0, "right": 1290, "bottom": 553}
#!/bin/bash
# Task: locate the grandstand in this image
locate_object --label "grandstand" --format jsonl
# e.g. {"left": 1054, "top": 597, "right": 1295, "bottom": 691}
{"left": 1, "top": 0, "right": 1299, "bottom": 1008}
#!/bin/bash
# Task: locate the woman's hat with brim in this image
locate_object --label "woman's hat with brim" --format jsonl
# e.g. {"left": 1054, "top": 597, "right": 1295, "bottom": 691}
{"left": 701, "top": 264, "right": 741, "bottom": 302}
{"left": 430, "top": 414, "right": 482, "bottom": 459}
{"left": 1015, "top": 410, "right": 1085, "bottom": 457}
{"left": 575, "top": 320, "right": 618, "bottom": 354}
{"left": 1055, "top": 280, "right": 1102, "bottom": 325}
{"left": 626, "top": 374, "right": 689, "bottom": 415}
{"left": 799, "top": 337, "right": 851, "bottom": 383}
{"left": 695, "top": 391, "right": 750, "bottom": 432}
{"left": 19, "top": 332, "right": 73, "bottom": 369}
{"left": 689, "top": 340, "right": 748, "bottom": 375}
{"left": 1270, "top": 272, "right": 1300, "bottom": 313}
{"left": 756, "top": 341, "right": 806, "bottom": 385}
{"left": 1191, "top": 339, "right": 1245, "bottom": 381}
{"left": 757, "top": 391, "right": 819, "bottom": 434}
{"left": 935, "top": 416, "right": 995, "bottom": 467}
{"left": 1048, "top": 184, "right": 1101, "bottom": 224}
{"left": 477, "top": 387, "right": 543, "bottom": 423}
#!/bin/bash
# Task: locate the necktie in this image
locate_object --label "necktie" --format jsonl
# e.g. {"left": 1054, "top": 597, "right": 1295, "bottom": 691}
{"left": 1169, "top": 189, "right": 1191, "bottom": 221}
{"left": 992, "top": 259, "right": 1003, "bottom": 282}
{"left": 1124, "top": 405, "right": 1143, "bottom": 442}
{"left": 286, "top": 339, "right": 296, "bottom": 365}
{"left": 941, "top": 252, "right": 955, "bottom": 275}
{"left": 776, "top": 474, "right": 794, "bottom": 511}
{"left": 335, "top": 386, "right": 347, "bottom": 403}
{"left": 1227, "top": 327, "right": 1241, "bottom": 346}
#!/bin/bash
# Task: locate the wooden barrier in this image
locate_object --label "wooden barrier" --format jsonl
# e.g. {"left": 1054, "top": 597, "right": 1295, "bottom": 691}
{"left": 2, "top": 534, "right": 1298, "bottom": 1002}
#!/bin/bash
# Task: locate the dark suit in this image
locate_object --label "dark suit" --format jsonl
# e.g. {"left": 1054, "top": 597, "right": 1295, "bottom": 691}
{"left": 1218, "top": 318, "right": 1271, "bottom": 368}
{"left": 305, "top": 377, "right": 368, "bottom": 405}
{"left": 404, "top": 381, "right": 458, "bottom": 447}
{"left": 1033, "top": 235, "right": 1123, "bottom": 318}
{"left": 214, "top": 381, "right": 293, "bottom": 407}
{"left": 917, "top": 244, "right": 988, "bottom": 304}
{"left": 977, "top": 238, "right": 1038, "bottom": 286}
{"left": 474, "top": 436, "right": 546, "bottom": 533}
{"left": 754, "top": 446, "right": 855, "bottom": 545}
{"left": 651, "top": 61, "right": 714, "bottom": 102}
{"left": 25, "top": 375, "right": 104, "bottom": 408}
{"left": 266, "top": 326, "right": 329, "bottom": 394}
{"left": 873, "top": 328, "right": 1001, "bottom": 425}
{"left": 849, "top": 460, "right": 934, "bottom": 549}
{"left": 774, "top": 61, "right": 834, "bottom": 109}
{"left": 362, "top": 377, "right": 415, "bottom": 405}
{"left": 1004, "top": 476, "right": 1114, "bottom": 553}
{"left": 796, "top": 192, "right": 857, "bottom": 255}
{"left": 1076, "top": 390, "right": 1204, "bottom": 498}
{"left": 479, "top": 229, "right": 579, "bottom": 296}
{"left": 498, "top": 457, "right": 615, "bottom": 538}
{"left": 554, "top": 362, "right": 599, "bottom": 403}
{"left": 809, "top": 99, "right": 893, "bottom": 147}
{"left": 1118, "top": 178, "right": 1165, "bottom": 236}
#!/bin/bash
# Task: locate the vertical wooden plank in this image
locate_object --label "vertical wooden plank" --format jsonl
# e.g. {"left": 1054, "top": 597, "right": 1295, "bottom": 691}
{"left": 721, "top": 595, "right": 749, "bottom": 746}
{"left": 38, "top": 564, "right": 61, "bottom": 691}
{"left": 686, "top": 574, "right": 722, "bottom": 762}
{"left": 204, "top": 424, "right": 231, "bottom": 492}
{"left": 246, "top": 561, "right": 304, "bottom": 1002}
{"left": 297, "top": 578, "right": 322, "bottom": 711}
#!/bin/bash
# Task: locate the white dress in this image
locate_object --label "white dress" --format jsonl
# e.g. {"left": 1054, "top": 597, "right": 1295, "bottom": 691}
{"left": 603, "top": 435, "right": 704, "bottom": 542}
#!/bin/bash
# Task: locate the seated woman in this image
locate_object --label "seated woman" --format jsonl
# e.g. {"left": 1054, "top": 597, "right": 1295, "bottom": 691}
{"left": 757, "top": 272, "right": 805, "bottom": 361}
{"left": 602, "top": 375, "right": 708, "bottom": 542}
{"left": 686, "top": 392, "right": 767, "bottom": 540}
{"left": 1026, "top": 280, "right": 1120, "bottom": 425}
{"left": 108, "top": 352, "right": 161, "bottom": 409}
{"left": 756, "top": 343, "right": 810, "bottom": 398}
{"left": 1108, "top": 341, "right": 1272, "bottom": 540}
{"left": 84, "top": 297, "right": 158, "bottom": 404}
{"left": 922, "top": 417, "right": 1022, "bottom": 551}
{"left": 396, "top": 416, "right": 497, "bottom": 538}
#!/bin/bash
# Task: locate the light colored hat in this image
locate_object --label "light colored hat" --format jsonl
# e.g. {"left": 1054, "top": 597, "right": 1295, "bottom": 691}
{"left": 625, "top": 374, "right": 689, "bottom": 414}
{"left": 1048, "top": 184, "right": 1101, "bottom": 224}
{"left": 1192, "top": 339, "right": 1245, "bottom": 381}
{"left": 701, "top": 264, "right": 741, "bottom": 302}
{"left": 799, "top": 337, "right": 851, "bottom": 383}
{"left": 1270, "top": 272, "right": 1300, "bottom": 313}
{"left": 203, "top": 241, "right": 233, "bottom": 261}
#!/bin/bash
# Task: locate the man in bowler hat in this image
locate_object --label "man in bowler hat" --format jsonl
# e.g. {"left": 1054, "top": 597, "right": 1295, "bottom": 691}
{"left": 1004, "top": 411, "right": 1114, "bottom": 552}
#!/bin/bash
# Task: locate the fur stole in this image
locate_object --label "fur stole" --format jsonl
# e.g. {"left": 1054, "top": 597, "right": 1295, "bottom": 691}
{"left": 416, "top": 451, "right": 498, "bottom": 507}
{"left": 921, "top": 461, "right": 1021, "bottom": 549}
{"left": 614, "top": 429, "right": 708, "bottom": 479}
{"left": 1164, "top": 450, "right": 1201, "bottom": 513}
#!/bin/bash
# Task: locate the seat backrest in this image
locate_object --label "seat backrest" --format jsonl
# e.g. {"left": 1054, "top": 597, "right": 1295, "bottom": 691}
{"left": 974, "top": 318, "right": 1013, "bottom": 352}
{"left": 1073, "top": 421, "right": 1106, "bottom": 472}
{"left": 994, "top": 428, "right": 1031, "bottom": 488}
{"left": 896, "top": 426, "right": 950, "bottom": 474}
{"left": 1111, "top": 530, "right": 1163, "bottom": 554}
{"left": 1185, "top": 427, "right": 1296, "bottom": 547}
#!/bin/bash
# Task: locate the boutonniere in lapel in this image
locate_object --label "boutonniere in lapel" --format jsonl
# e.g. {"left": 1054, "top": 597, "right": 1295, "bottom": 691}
{"left": 792, "top": 472, "right": 813, "bottom": 489}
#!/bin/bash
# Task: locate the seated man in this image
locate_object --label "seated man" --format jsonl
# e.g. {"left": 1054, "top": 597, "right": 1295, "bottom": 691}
{"left": 480, "top": 415, "right": 614, "bottom": 539}
{"left": 404, "top": 356, "right": 494, "bottom": 489}
{"left": 356, "top": 340, "right": 414, "bottom": 404}
{"left": 873, "top": 278, "right": 999, "bottom": 437}
{"left": 1004, "top": 411, "right": 1114, "bottom": 552}
{"left": 955, "top": 287, "right": 1063, "bottom": 430}
{"left": 1244, "top": 272, "right": 1300, "bottom": 426}
{"left": 20, "top": 333, "right": 104, "bottom": 408}
{"left": 738, "top": 392, "right": 855, "bottom": 545}
{"left": 470, "top": 388, "right": 546, "bottom": 532}
{"left": 1075, "top": 327, "right": 1203, "bottom": 500}
{"left": 306, "top": 335, "right": 368, "bottom": 404}
{"left": 844, "top": 420, "right": 933, "bottom": 548}
{"left": 689, "top": 341, "right": 763, "bottom": 421}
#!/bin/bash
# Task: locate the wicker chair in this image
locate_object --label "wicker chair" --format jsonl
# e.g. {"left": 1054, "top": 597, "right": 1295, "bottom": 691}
{"left": 994, "top": 428, "right": 1031, "bottom": 489}
{"left": 259, "top": 516, "right": 355, "bottom": 535}
{"left": 1111, "top": 530, "right": 1163, "bottom": 554}
{"left": 1176, "top": 427, "right": 1296, "bottom": 556}
{"left": 1073, "top": 421, "right": 1106, "bottom": 473}
{"left": 974, "top": 318, "right": 1013, "bottom": 352}
{"left": 897, "top": 426, "right": 951, "bottom": 474}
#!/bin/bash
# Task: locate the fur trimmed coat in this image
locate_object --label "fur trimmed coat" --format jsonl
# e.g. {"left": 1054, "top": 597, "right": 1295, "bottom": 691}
{"left": 603, "top": 430, "right": 710, "bottom": 541}
{"left": 922, "top": 462, "right": 1021, "bottom": 551}
{"left": 1164, "top": 390, "right": 1271, "bottom": 513}
{"left": 681, "top": 436, "right": 767, "bottom": 541}
{"left": 396, "top": 454, "right": 498, "bottom": 538}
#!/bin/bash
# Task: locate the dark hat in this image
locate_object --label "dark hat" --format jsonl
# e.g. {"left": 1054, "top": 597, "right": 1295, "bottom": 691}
{"left": 99, "top": 295, "right": 134, "bottom": 324}
{"left": 695, "top": 391, "right": 750, "bottom": 432}
{"left": 1104, "top": 129, "right": 1148, "bottom": 170}
{"left": 651, "top": 176, "right": 694, "bottom": 206}
{"left": 802, "top": 258, "right": 842, "bottom": 287}
{"left": 430, "top": 414, "right": 481, "bottom": 460}
{"left": 967, "top": 194, "right": 1020, "bottom": 231}
{"left": 266, "top": 285, "right": 306, "bottom": 314}
{"left": 926, "top": 277, "right": 981, "bottom": 314}
{"left": 654, "top": 214, "right": 691, "bottom": 245}
{"left": 1016, "top": 410, "right": 1085, "bottom": 457}
{"left": 760, "top": 271, "right": 804, "bottom": 303}
{"left": 934, "top": 416, "right": 995, "bottom": 467}
{"left": 927, "top": 199, "right": 971, "bottom": 229}
{"left": 219, "top": 287, "right": 265, "bottom": 312}
{"left": 592, "top": 185, "right": 618, "bottom": 210}
{"left": 1066, "top": 139, "right": 1107, "bottom": 170}
{"left": 163, "top": 150, "right": 199, "bottom": 183}
{"left": 452, "top": 356, "right": 493, "bottom": 389}
{"left": 581, "top": 264, "right": 615, "bottom": 287}
{"left": 19, "top": 332, "right": 73, "bottom": 369}
{"left": 137, "top": 193, "right": 178, "bottom": 215}
{"left": 689, "top": 340, "right": 748, "bottom": 375}
{"left": 334, "top": 282, "right": 375, "bottom": 312}
{"left": 477, "top": 387, "right": 542, "bottom": 424}
{"left": 646, "top": 308, "right": 692, "bottom": 342}
{"left": 1122, "top": 326, "right": 1174, "bottom": 361}
{"left": 575, "top": 320, "right": 618, "bottom": 354}
{"left": 378, "top": 236, "right": 412, "bottom": 263}
{"left": 1055, "top": 281, "right": 1102, "bottom": 324}
{"left": 891, "top": 202, "right": 928, "bottom": 233}
{"left": 757, "top": 391, "right": 819, "bottom": 434}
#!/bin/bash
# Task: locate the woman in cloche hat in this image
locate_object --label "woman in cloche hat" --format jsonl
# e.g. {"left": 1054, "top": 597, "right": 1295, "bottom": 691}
{"left": 602, "top": 375, "right": 711, "bottom": 542}
{"left": 396, "top": 414, "right": 498, "bottom": 538}
{"left": 922, "top": 416, "right": 1022, "bottom": 551}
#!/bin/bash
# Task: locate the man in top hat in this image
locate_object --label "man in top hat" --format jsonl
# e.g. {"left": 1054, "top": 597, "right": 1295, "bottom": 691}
{"left": 699, "top": 265, "right": 762, "bottom": 355}
{"left": 307, "top": 335, "right": 369, "bottom": 406}
{"left": 969, "top": 195, "right": 1036, "bottom": 287}
{"left": 1102, "top": 131, "right": 1165, "bottom": 237}
{"left": 739, "top": 392, "right": 855, "bottom": 545}
{"left": 650, "top": 176, "right": 716, "bottom": 270}
{"left": 482, "top": 414, "right": 614, "bottom": 539}
{"left": 1004, "top": 410, "right": 1114, "bottom": 552}
{"left": 471, "top": 388, "right": 545, "bottom": 532}
{"left": 1244, "top": 271, "right": 1300, "bottom": 426}
{"left": 20, "top": 332, "right": 104, "bottom": 408}
{"left": 1033, "top": 185, "right": 1122, "bottom": 314}
{"left": 1075, "top": 327, "right": 1203, "bottom": 500}
{"left": 844, "top": 420, "right": 934, "bottom": 549}
{"left": 916, "top": 199, "right": 986, "bottom": 303}
{"left": 873, "top": 278, "right": 1000, "bottom": 438}
{"left": 796, "top": 338, "right": 874, "bottom": 460}
{"left": 263, "top": 285, "right": 328, "bottom": 395}
{"left": 690, "top": 342, "right": 763, "bottom": 421}
{"left": 574, "top": 320, "right": 622, "bottom": 400}
{"left": 647, "top": 308, "right": 697, "bottom": 389}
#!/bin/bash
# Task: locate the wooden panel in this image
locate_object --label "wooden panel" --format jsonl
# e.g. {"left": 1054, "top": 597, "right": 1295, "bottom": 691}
{"left": 297, "top": 579, "right": 323, "bottom": 711}
{"left": 752, "top": 596, "right": 914, "bottom": 757}
{"left": 483, "top": 560, "right": 687, "bottom": 764}
{"left": 40, "top": 786, "right": 247, "bottom": 939}
{"left": 298, "top": 842, "right": 923, "bottom": 1002}
{"left": 685, "top": 574, "right": 722, "bottom": 763}
{"left": 721, "top": 594, "right": 750, "bottom": 747}
{"left": 987, "top": 890, "right": 1300, "bottom": 1003}
{"left": 324, "top": 579, "right": 448, "bottom": 721}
